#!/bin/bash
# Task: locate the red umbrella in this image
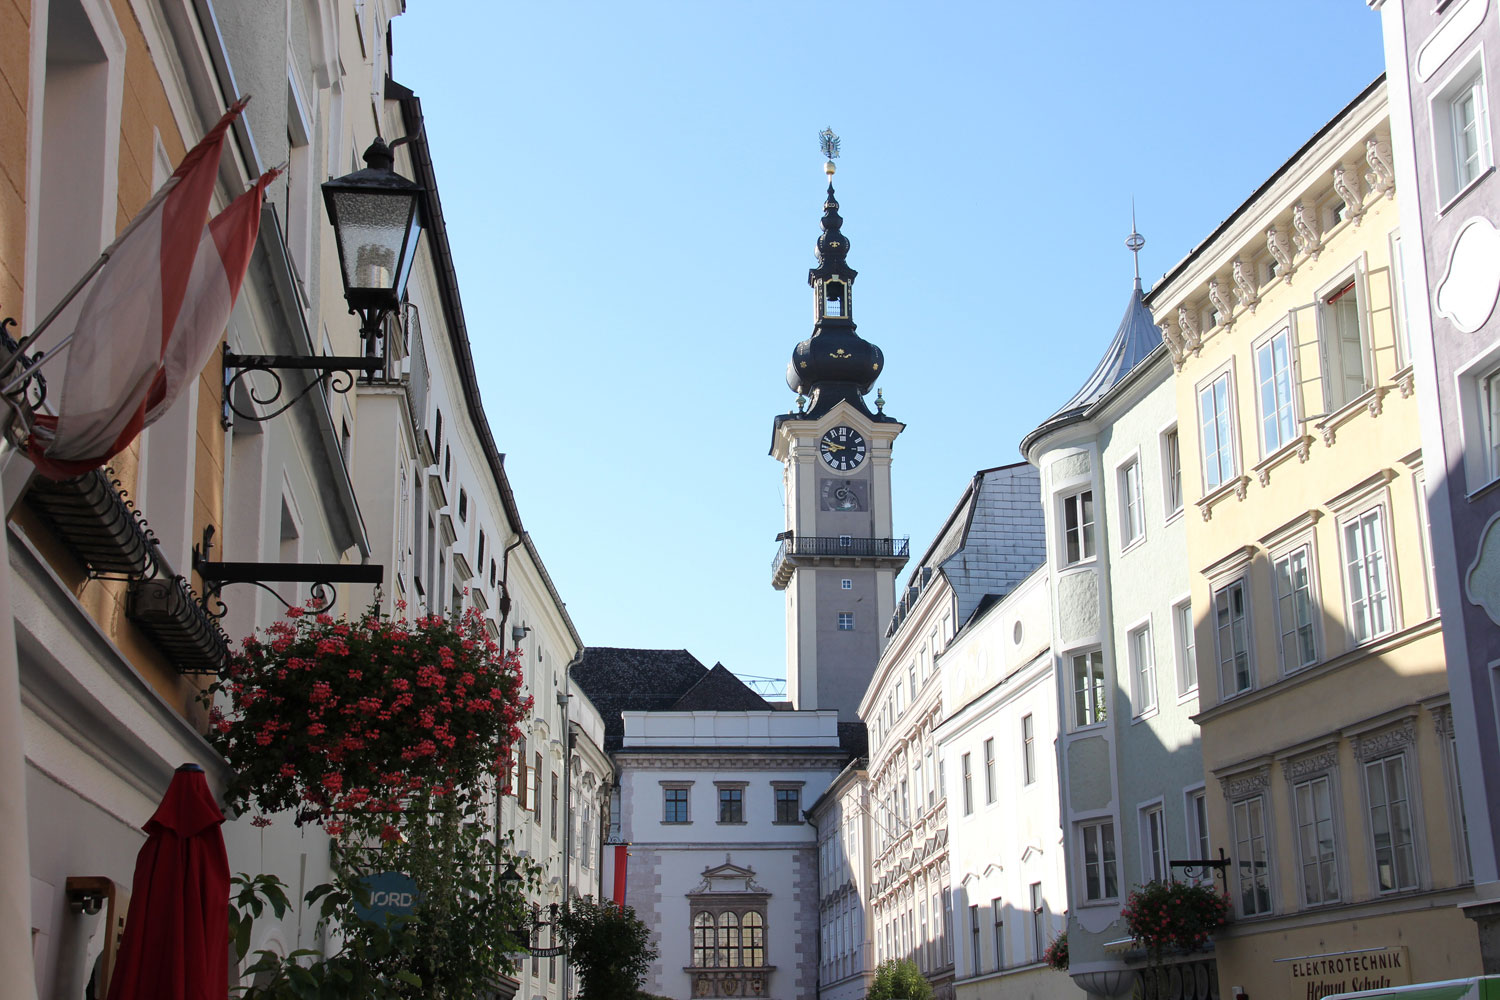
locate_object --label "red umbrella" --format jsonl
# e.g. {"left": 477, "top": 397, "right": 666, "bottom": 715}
{"left": 106, "top": 763, "right": 231, "bottom": 1000}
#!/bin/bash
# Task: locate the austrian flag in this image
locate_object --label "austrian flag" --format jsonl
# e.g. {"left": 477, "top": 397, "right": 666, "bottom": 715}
{"left": 26, "top": 98, "right": 280, "bottom": 480}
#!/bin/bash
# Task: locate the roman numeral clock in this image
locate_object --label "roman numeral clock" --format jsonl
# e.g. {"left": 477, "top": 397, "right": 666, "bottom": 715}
{"left": 768, "top": 131, "right": 908, "bottom": 722}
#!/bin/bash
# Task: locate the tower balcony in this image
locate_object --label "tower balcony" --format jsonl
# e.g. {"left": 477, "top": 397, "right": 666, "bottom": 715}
{"left": 771, "top": 535, "right": 910, "bottom": 589}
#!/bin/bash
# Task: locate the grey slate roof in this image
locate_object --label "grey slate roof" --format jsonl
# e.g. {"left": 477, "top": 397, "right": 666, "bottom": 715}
{"left": 571, "top": 648, "right": 772, "bottom": 751}
{"left": 1021, "top": 280, "right": 1163, "bottom": 455}
{"left": 889, "top": 463, "right": 1045, "bottom": 637}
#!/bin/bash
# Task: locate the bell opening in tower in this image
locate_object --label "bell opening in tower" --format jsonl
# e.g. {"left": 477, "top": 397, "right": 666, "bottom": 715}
{"left": 824, "top": 280, "right": 845, "bottom": 318}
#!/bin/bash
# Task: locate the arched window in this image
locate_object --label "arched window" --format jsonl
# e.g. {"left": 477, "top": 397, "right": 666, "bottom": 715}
{"left": 742, "top": 911, "right": 765, "bottom": 967}
{"left": 824, "top": 280, "right": 846, "bottom": 318}
{"left": 692, "top": 912, "right": 715, "bottom": 967}
{"left": 718, "top": 911, "right": 741, "bottom": 968}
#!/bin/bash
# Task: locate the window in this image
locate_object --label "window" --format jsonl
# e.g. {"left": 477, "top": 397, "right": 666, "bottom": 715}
{"left": 457, "top": 488, "right": 468, "bottom": 522}
{"left": 776, "top": 787, "right": 801, "bottom": 824}
{"left": 1199, "top": 371, "right": 1237, "bottom": 491}
{"left": 1319, "top": 279, "right": 1370, "bottom": 412}
{"left": 837, "top": 612, "right": 855, "bottom": 631}
{"left": 838, "top": 534, "right": 852, "bottom": 547}
{"left": 825, "top": 279, "right": 846, "bottom": 317}
{"left": 1343, "top": 507, "right": 1394, "bottom": 643}
{"left": 1273, "top": 544, "right": 1320, "bottom": 671}
{"left": 1187, "top": 789, "right": 1210, "bottom": 882}
{"left": 1173, "top": 600, "right": 1197, "bottom": 697}
{"left": 841, "top": 578, "right": 852, "bottom": 590}
{"left": 1120, "top": 459, "right": 1145, "bottom": 546}
{"left": 1232, "top": 796, "right": 1273, "bottom": 916}
{"left": 1129, "top": 623, "right": 1156, "bottom": 716}
{"left": 1062, "top": 489, "right": 1096, "bottom": 564}
{"left": 926, "top": 748, "right": 936, "bottom": 806}
{"left": 1163, "top": 427, "right": 1183, "bottom": 516}
{"left": 1255, "top": 328, "right": 1298, "bottom": 454}
{"left": 1442, "top": 720, "right": 1474, "bottom": 883}
{"left": 983, "top": 738, "right": 996, "bottom": 804}
{"left": 1072, "top": 649, "right": 1107, "bottom": 728}
{"left": 550, "top": 772, "right": 559, "bottom": 840}
{"left": 1142, "top": 805, "right": 1167, "bottom": 883}
{"left": 1365, "top": 755, "right": 1418, "bottom": 892}
{"left": 968, "top": 905, "right": 980, "bottom": 974}
{"left": 1478, "top": 365, "right": 1500, "bottom": 488}
{"left": 1029, "top": 883, "right": 1045, "bottom": 963}
{"left": 908, "top": 662, "right": 918, "bottom": 701}
{"left": 1214, "top": 580, "right": 1252, "bottom": 696}
{"left": 991, "top": 897, "right": 1004, "bottom": 971}
{"left": 942, "top": 887, "right": 954, "bottom": 964}
{"left": 718, "top": 787, "right": 744, "bottom": 824}
{"left": 1022, "top": 714, "right": 1036, "bottom": 786}
{"left": 1447, "top": 67, "right": 1492, "bottom": 196}
{"left": 961, "top": 753, "right": 973, "bottom": 815}
{"left": 664, "top": 786, "right": 690, "bottom": 824}
{"left": 1294, "top": 775, "right": 1340, "bottom": 905}
{"left": 514, "top": 737, "right": 529, "bottom": 808}
{"left": 1079, "top": 819, "right": 1118, "bottom": 901}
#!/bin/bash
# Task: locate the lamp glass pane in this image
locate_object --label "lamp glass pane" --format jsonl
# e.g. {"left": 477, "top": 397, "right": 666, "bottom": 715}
{"left": 333, "top": 189, "right": 417, "bottom": 292}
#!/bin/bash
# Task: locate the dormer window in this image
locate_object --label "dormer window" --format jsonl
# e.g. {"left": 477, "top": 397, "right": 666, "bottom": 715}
{"left": 824, "top": 280, "right": 846, "bottom": 318}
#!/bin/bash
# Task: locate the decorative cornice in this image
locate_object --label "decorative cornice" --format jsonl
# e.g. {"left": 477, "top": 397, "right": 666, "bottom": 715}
{"left": 1267, "top": 225, "right": 1296, "bottom": 283}
{"left": 1292, "top": 202, "right": 1323, "bottom": 260}
{"left": 1233, "top": 258, "right": 1260, "bottom": 312}
{"left": 1432, "top": 704, "right": 1454, "bottom": 736}
{"left": 1177, "top": 306, "right": 1202, "bottom": 355}
{"left": 614, "top": 752, "right": 846, "bottom": 771}
{"left": 1197, "top": 475, "right": 1252, "bottom": 521}
{"left": 1366, "top": 133, "right": 1396, "bottom": 199}
{"left": 1352, "top": 719, "right": 1417, "bottom": 762}
{"left": 1280, "top": 741, "right": 1340, "bottom": 782}
{"left": 1218, "top": 764, "right": 1272, "bottom": 800}
{"left": 1332, "top": 162, "right": 1365, "bottom": 227}
{"left": 1160, "top": 318, "right": 1186, "bottom": 370}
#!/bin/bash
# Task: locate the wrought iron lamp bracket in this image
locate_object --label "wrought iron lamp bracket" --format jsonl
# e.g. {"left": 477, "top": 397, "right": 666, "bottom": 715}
{"left": 192, "top": 524, "right": 384, "bottom": 619}
{"left": 0, "top": 314, "right": 49, "bottom": 416}
{"left": 220, "top": 343, "right": 385, "bottom": 428}
{"left": 1168, "top": 847, "right": 1231, "bottom": 896}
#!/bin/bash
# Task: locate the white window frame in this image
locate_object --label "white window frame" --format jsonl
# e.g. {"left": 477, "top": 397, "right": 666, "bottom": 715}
{"left": 1339, "top": 503, "right": 1398, "bottom": 646}
{"left": 1127, "top": 618, "right": 1157, "bottom": 718}
{"left": 1252, "top": 323, "right": 1300, "bottom": 456}
{"left": 1230, "top": 793, "right": 1274, "bottom": 917}
{"left": 1197, "top": 362, "right": 1240, "bottom": 494}
{"left": 983, "top": 737, "right": 996, "bottom": 805}
{"left": 1060, "top": 487, "right": 1097, "bottom": 566}
{"left": 1140, "top": 800, "right": 1168, "bottom": 884}
{"left": 1467, "top": 356, "right": 1500, "bottom": 492}
{"left": 1213, "top": 578, "right": 1254, "bottom": 699}
{"left": 1070, "top": 648, "right": 1107, "bottom": 730}
{"left": 1161, "top": 423, "right": 1183, "bottom": 519}
{"left": 1185, "top": 785, "right": 1211, "bottom": 885}
{"left": 1315, "top": 262, "right": 1373, "bottom": 415}
{"left": 1411, "top": 465, "right": 1440, "bottom": 617}
{"left": 1437, "top": 708, "right": 1474, "bottom": 884}
{"left": 837, "top": 611, "right": 855, "bottom": 631}
{"left": 1389, "top": 229, "right": 1414, "bottom": 369}
{"left": 1118, "top": 453, "right": 1146, "bottom": 550}
{"left": 1029, "top": 882, "right": 1046, "bottom": 963}
{"left": 1290, "top": 769, "right": 1343, "bottom": 907}
{"left": 1362, "top": 749, "right": 1422, "bottom": 894}
{"left": 1270, "top": 541, "right": 1321, "bottom": 674}
{"left": 1077, "top": 817, "right": 1119, "bottom": 903}
{"left": 961, "top": 752, "right": 973, "bottom": 816}
{"left": 841, "top": 578, "right": 853, "bottom": 590}
{"left": 1172, "top": 597, "right": 1198, "bottom": 699}
{"left": 1021, "top": 713, "right": 1036, "bottom": 786}
{"left": 1431, "top": 48, "right": 1493, "bottom": 208}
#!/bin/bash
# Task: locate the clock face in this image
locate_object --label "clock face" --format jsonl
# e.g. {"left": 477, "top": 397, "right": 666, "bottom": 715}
{"left": 819, "top": 426, "right": 867, "bottom": 471}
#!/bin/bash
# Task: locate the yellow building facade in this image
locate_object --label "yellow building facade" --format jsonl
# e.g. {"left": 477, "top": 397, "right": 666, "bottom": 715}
{"left": 1150, "top": 78, "right": 1482, "bottom": 1000}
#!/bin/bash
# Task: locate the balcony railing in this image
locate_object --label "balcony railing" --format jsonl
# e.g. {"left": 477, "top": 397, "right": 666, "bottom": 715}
{"left": 771, "top": 535, "right": 910, "bottom": 589}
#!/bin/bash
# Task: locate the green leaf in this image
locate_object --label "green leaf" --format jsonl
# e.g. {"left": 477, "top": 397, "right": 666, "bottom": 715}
{"left": 393, "top": 971, "right": 423, "bottom": 987}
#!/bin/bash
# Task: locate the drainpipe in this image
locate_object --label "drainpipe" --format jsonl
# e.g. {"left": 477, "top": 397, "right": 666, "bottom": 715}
{"left": 496, "top": 533, "right": 524, "bottom": 642}
{"left": 559, "top": 647, "right": 583, "bottom": 997}
{"left": 805, "top": 809, "right": 822, "bottom": 999}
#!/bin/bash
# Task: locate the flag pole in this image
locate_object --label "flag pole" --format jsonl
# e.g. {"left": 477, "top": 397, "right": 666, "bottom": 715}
{"left": 0, "top": 438, "right": 40, "bottom": 1000}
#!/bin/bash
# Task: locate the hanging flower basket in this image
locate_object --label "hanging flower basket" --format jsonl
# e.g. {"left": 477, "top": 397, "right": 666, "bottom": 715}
{"left": 204, "top": 604, "right": 531, "bottom": 832}
{"left": 1044, "top": 930, "right": 1069, "bottom": 970}
{"left": 1121, "top": 880, "right": 1230, "bottom": 960}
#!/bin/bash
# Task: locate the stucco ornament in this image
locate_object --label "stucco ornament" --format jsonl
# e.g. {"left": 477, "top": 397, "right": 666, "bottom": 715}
{"left": 1292, "top": 202, "right": 1323, "bottom": 260}
{"left": 1160, "top": 318, "right": 1186, "bottom": 368}
{"left": 1465, "top": 510, "right": 1500, "bottom": 626}
{"left": 1365, "top": 134, "right": 1396, "bottom": 198}
{"left": 1177, "top": 306, "right": 1201, "bottom": 354}
{"left": 1332, "top": 162, "right": 1365, "bottom": 226}
{"left": 1208, "top": 279, "right": 1235, "bottom": 331}
{"left": 1267, "top": 225, "right": 1296, "bottom": 283}
{"left": 1435, "top": 217, "right": 1500, "bottom": 334}
{"left": 1232, "top": 257, "right": 1259, "bottom": 312}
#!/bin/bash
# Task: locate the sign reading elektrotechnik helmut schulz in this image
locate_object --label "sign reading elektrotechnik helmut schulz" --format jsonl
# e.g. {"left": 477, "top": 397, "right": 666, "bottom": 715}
{"left": 1287, "top": 946, "right": 1412, "bottom": 1000}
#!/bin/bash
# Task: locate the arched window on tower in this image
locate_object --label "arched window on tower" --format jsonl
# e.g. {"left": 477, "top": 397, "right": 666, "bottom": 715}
{"left": 743, "top": 911, "right": 765, "bottom": 967}
{"left": 718, "top": 911, "right": 741, "bottom": 967}
{"left": 824, "top": 280, "right": 846, "bottom": 318}
{"left": 692, "top": 912, "right": 715, "bottom": 967}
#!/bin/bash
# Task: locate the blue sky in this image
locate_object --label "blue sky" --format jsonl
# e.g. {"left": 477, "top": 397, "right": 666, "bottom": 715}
{"left": 395, "top": 2, "right": 1387, "bottom": 684}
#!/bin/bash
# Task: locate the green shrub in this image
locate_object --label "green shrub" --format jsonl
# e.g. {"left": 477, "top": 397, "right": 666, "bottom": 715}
{"left": 866, "top": 958, "right": 933, "bottom": 1000}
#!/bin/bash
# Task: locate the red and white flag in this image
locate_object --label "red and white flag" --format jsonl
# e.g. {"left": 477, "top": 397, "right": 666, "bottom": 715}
{"left": 26, "top": 98, "right": 279, "bottom": 480}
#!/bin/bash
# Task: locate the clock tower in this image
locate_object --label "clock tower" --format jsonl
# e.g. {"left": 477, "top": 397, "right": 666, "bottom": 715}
{"left": 770, "top": 141, "right": 907, "bottom": 721}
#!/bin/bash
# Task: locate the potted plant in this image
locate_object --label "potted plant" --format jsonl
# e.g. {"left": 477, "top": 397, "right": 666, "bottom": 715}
{"left": 1121, "top": 880, "right": 1230, "bottom": 965}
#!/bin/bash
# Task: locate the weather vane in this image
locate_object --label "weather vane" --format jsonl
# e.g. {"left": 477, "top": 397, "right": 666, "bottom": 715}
{"left": 820, "top": 127, "right": 840, "bottom": 179}
{"left": 1126, "top": 199, "right": 1145, "bottom": 284}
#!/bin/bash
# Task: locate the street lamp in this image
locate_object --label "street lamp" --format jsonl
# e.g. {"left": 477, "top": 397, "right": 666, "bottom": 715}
{"left": 322, "top": 136, "right": 424, "bottom": 354}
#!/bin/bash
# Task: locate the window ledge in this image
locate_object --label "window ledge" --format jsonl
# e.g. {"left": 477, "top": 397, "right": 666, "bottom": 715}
{"left": 1466, "top": 473, "right": 1500, "bottom": 503}
{"left": 1131, "top": 706, "right": 1160, "bottom": 725}
{"left": 1252, "top": 434, "right": 1316, "bottom": 488}
{"left": 1315, "top": 385, "right": 1391, "bottom": 447}
{"left": 716, "top": 821, "right": 748, "bottom": 826}
{"left": 1195, "top": 475, "right": 1250, "bottom": 522}
{"left": 1118, "top": 535, "right": 1147, "bottom": 557}
{"left": 1164, "top": 505, "right": 1185, "bottom": 527}
{"left": 1438, "top": 164, "right": 1495, "bottom": 218}
{"left": 1068, "top": 721, "right": 1108, "bottom": 736}
{"left": 662, "top": 820, "right": 693, "bottom": 826}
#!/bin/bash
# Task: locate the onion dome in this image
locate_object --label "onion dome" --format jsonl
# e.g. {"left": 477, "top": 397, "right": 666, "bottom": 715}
{"left": 785, "top": 166, "right": 886, "bottom": 419}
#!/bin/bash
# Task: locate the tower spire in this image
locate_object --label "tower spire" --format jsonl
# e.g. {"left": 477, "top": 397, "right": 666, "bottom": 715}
{"left": 1126, "top": 200, "right": 1146, "bottom": 290}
